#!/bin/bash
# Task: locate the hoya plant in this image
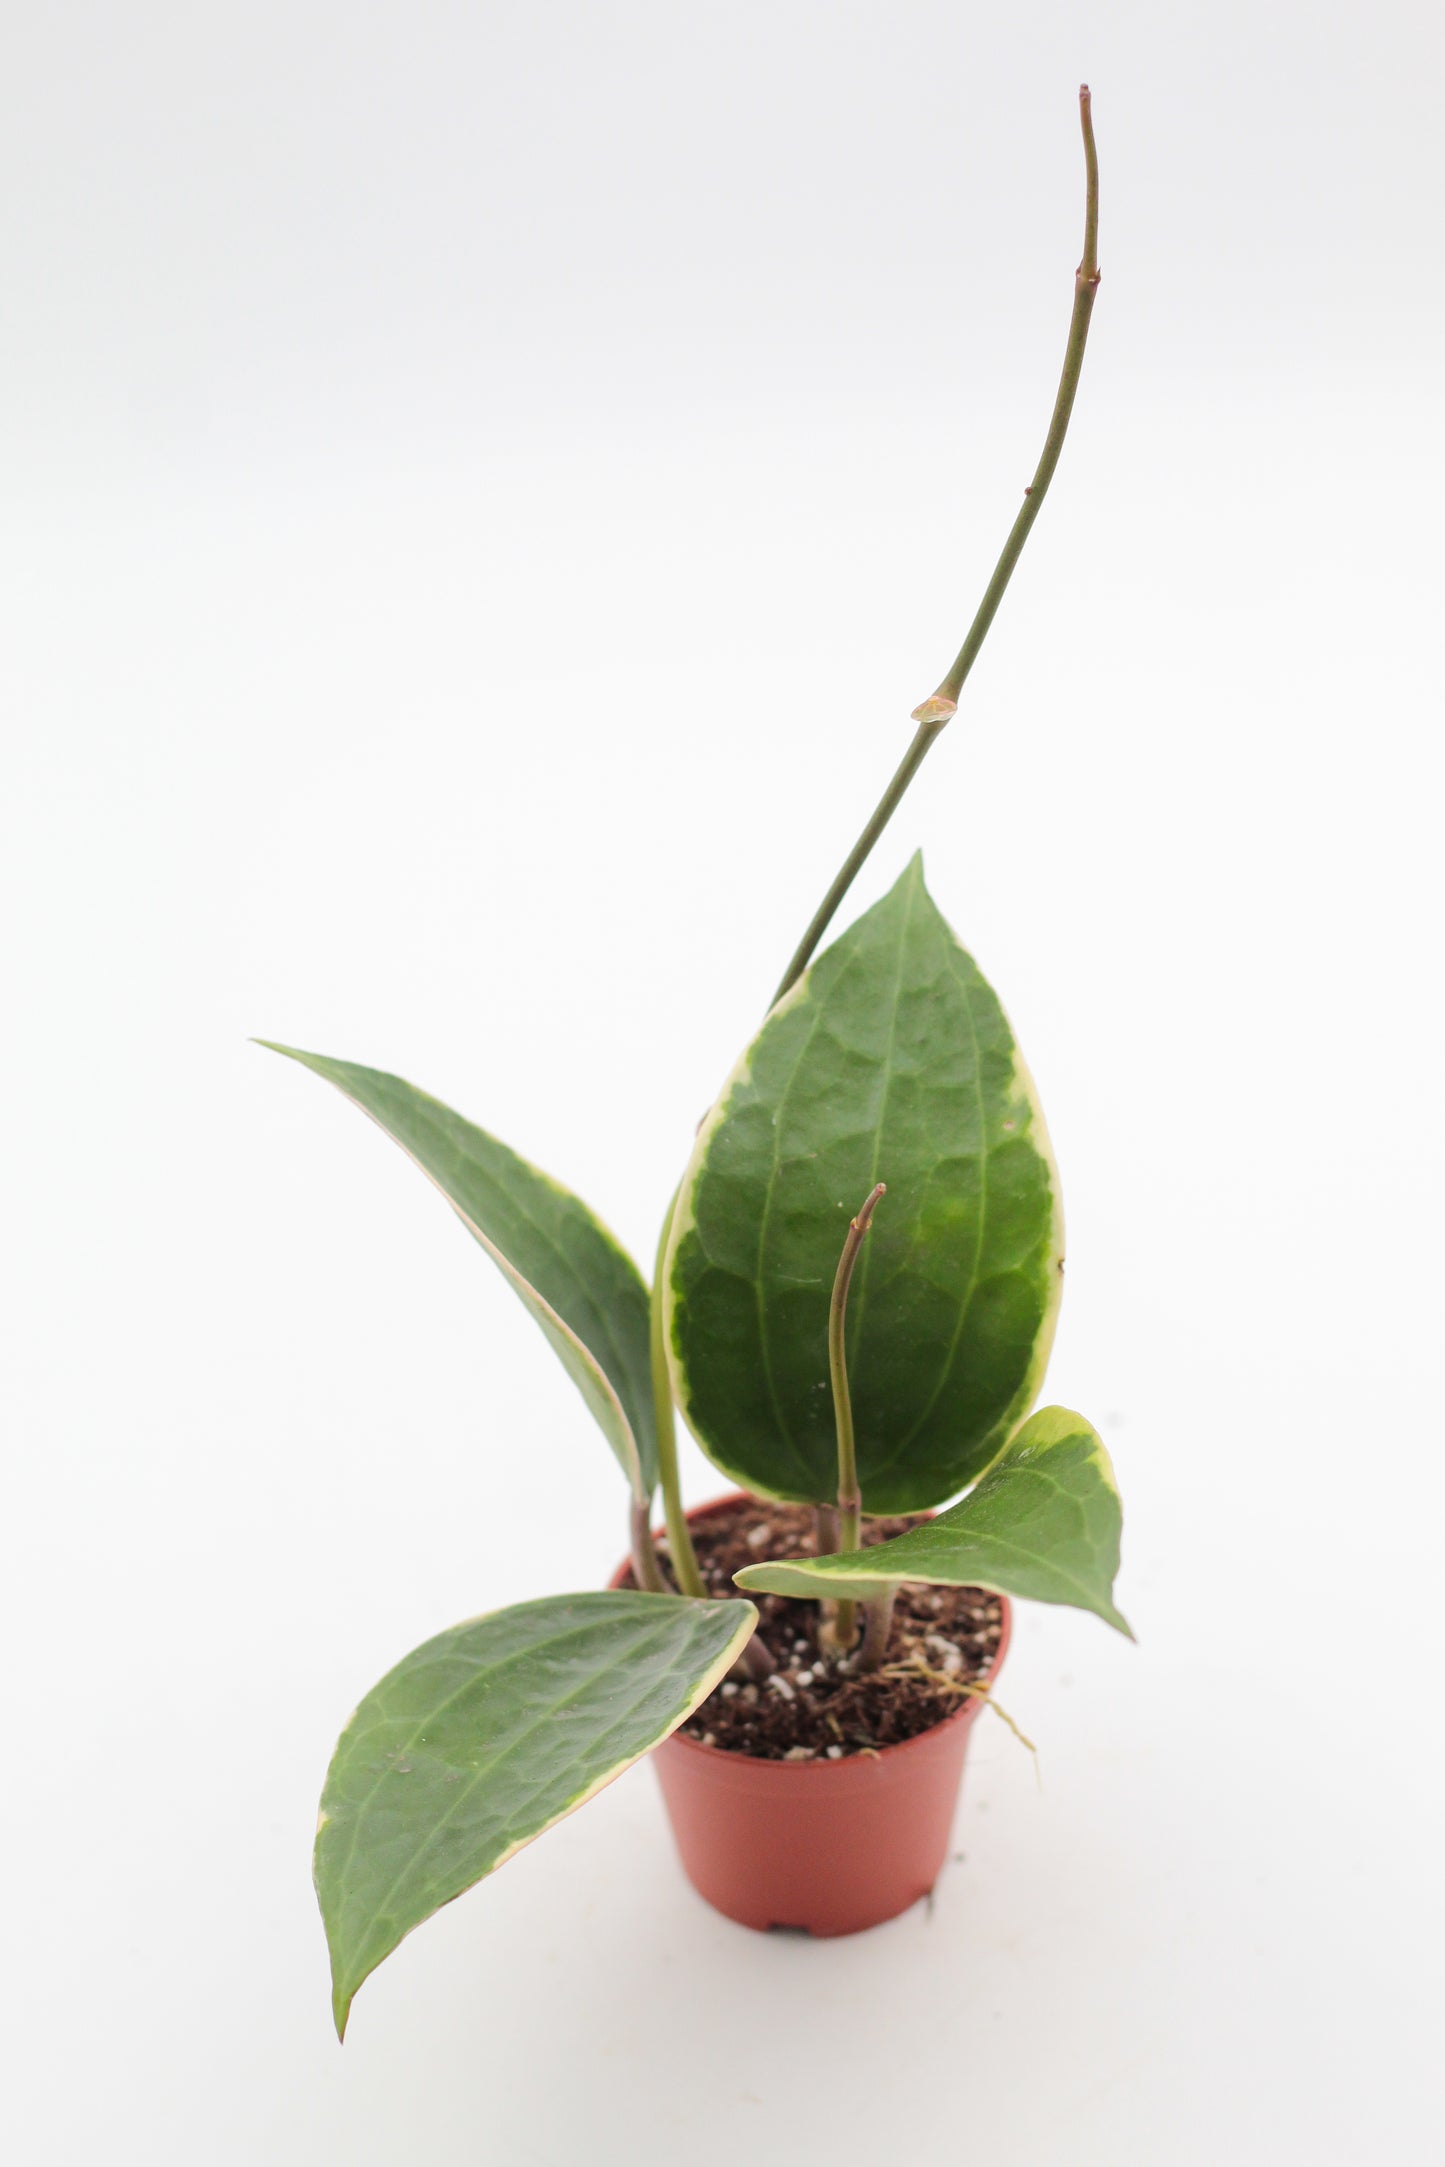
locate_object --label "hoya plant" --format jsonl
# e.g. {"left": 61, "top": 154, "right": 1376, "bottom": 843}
{"left": 264, "top": 88, "right": 1128, "bottom": 2041}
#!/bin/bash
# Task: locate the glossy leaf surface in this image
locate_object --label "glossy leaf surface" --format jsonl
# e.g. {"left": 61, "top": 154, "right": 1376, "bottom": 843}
{"left": 260, "top": 1045, "right": 657, "bottom": 1498}
{"left": 666, "top": 857, "right": 1063, "bottom": 1511}
{"left": 735, "top": 1406, "right": 1131, "bottom": 1635}
{"left": 316, "top": 1590, "right": 756, "bottom": 2037}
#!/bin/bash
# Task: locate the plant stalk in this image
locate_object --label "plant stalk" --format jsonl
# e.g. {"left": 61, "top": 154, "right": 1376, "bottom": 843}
{"left": 914, "top": 83, "right": 1101, "bottom": 719}
{"left": 770, "top": 85, "right": 1102, "bottom": 1010}
{"left": 655, "top": 1179, "right": 773, "bottom": 1676}
{"left": 650, "top": 1186, "right": 705, "bottom": 1598}
{"left": 630, "top": 1498, "right": 668, "bottom": 1594}
{"left": 733, "top": 1628, "right": 776, "bottom": 1682}
{"left": 824, "top": 1181, "right": 886, "bottom": 1654}
{"left": 815, "top": 1500, "right": 841, "bottom": 1648}
{"left": 770, "top": 717, "right": 949, "bottom": 1009}
{"left": 856, "top": 1585, "right": 897, "bottom": 1673}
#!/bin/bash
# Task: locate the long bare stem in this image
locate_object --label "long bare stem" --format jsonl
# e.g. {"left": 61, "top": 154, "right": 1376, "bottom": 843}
{"left": 770, "top": 717, "right": 949, "bottom": 1009}
{"left": 824, "top": 1182, "right": 886, "bottom": 1654}
{"left": 914, "top": 84, "right": 1101, "bottom": 719}
{"left": 770, "top": 86, "right": 1102, "bottom": 1010}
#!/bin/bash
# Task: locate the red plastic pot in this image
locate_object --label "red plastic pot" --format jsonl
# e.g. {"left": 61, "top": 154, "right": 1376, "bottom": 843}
{"left": 615, "top": 1492, "right": 1012, "bottom": 1937}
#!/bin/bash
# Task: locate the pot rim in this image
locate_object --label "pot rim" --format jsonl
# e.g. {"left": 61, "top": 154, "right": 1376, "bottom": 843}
{"left": 619, "top": 1486, "right": 1014, "bottom": 1776}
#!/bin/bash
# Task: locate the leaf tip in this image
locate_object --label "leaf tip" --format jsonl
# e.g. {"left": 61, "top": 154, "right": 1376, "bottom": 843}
{"left": 325, "top": 1939, "right": 357, "bottom": 2042}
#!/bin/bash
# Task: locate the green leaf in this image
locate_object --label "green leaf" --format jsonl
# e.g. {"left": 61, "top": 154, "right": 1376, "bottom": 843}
{"left": 735, "top": 1406, "right": 1132, "bottom": 1636}
{"left": 259, "top": 1045, "right": 657, "bottom": 1499}
{"left": 665, "top": 856, "right": 1063, "bottom": 1512}
{"left": 315, "top": 1589, "right": 756, "bottom": 2038}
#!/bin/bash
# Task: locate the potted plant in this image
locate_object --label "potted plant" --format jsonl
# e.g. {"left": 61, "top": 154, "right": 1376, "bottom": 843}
{"left": 262, "top": 86, "right": 1129, "bottom": 2042}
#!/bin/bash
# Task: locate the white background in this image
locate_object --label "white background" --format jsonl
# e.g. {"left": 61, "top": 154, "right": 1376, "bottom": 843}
{"left": 4, "top": 4, "right": 1442, "bottom": 2161}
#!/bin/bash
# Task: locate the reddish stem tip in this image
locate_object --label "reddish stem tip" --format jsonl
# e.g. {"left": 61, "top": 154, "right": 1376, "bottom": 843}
{"left": 852, "top": 1181, "right": 886, "bottom": 1234}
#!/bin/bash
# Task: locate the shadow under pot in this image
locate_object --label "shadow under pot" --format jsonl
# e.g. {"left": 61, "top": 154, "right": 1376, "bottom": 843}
{"left": 614, "top": 1489, "right": 1012, "bottom": 1937}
